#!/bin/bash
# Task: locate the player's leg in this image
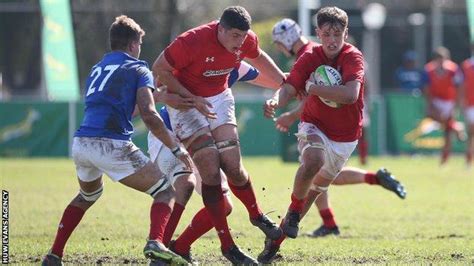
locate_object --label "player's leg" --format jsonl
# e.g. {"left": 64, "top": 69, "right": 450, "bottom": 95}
{"left": 42, "top": 137, "right": 108, "bottom": 266}
{"left": 171, "top": 188, "right": 233, "bottom": 264}
{"left": 333, "top": 167, "right": 407, "bottom": 198}
{"left": 148, "top": 142, "right": 196, "bottom": 246}
{"left": 78, "top": 137, "right": 186, "bottom": 265}
{"left": 213, "top": 123, "right": 281, "bottom": 240}
{"left": 309, "top": 191, "right": 340, "bottom": 237}
{"left": 42, "top": 177, "right": 103, "bottom": 266}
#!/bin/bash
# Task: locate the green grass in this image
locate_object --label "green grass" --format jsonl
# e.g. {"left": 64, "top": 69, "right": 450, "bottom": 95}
{"left": 1, "top": 156, "right": 473, "bottom": 265}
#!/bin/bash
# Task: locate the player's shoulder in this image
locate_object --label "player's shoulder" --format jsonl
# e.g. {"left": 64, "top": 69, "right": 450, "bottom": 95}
{"left": 177, "top": 21, "right": 217, "bottom": 46}
{"left": 444, "top": 60, "right": 459, "bottom": 71}
{"left": 340, "top": 43, "right": 363, "bottom": 59}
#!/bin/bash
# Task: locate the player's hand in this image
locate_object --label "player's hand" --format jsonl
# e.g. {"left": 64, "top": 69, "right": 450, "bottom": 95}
{"left": 305, "top": 79, "right": 315, "bottom": 94}
{"left": 163, "top": 93, "right": 195, "bottom": 110}
{"left": 194, "top": 96, "right": 217, "bottom": 119}
{"left": 263, "top": 99, "right": 278, "bottom": 119}
{"left": 171, "top": 146, "right": 194, "bottom": 170}
{"left": 275, "top": 111, "right": 296, "bottom": 132}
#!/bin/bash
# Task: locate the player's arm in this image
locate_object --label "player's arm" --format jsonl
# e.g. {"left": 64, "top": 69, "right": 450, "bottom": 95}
{"left": 245, "top": 49, "right": 285, "bottom": 89}
{"left": 274, "top": 98, "right": 305, "bottom": 132}
{"left": 305, "top": 80, "right": 361, "bottom": 104}
{"left": 153, "top": 85, "right": 194, "bottom": 110}
{"left": 137, "top": 86, "right": 193, "bottom": 168}
{"left": 153, "top": 52, "right": 194, "bottom": 98}
{"left": 263, "top": 83, "right": 297, "bottom": 119}
{"left": 152, "top": 51, "right": 216, "bottom": 119}
{"left": 137, "top": 87, "right": 178, "bottom": 149}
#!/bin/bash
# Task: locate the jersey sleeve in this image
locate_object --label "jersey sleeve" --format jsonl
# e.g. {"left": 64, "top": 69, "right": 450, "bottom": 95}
{"left": 244, "top": 31, "right": 261, "bottom": 59}
{"left": 136, "top": 65, "right": 155, "bottom": 90}
{"left": 341, "top": 52, "right": 365, "bottom": 84}
{"left": 286, "top": 53, "right": 314, "bottom": 92}
{"left": 164, "top": 36, "right": 194, "bottom": 70}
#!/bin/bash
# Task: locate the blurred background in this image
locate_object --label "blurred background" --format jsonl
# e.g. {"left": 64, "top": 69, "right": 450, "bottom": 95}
{"left": 0, "top": 0, "right": 472, "bottom": 159}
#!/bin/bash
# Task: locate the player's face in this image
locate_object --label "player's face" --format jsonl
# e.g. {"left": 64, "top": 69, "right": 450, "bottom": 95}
{"left": 274, "top": 42, "right": 292, "bottom": 58}
{"left": 218, "top": 25, "right": 248, "bottom": 53}
{"left": 316, "top": 23, "right": 347, "bottom": 60}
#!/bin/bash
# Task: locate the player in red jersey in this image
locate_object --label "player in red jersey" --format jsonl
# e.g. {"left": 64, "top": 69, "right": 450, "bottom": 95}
{"left": 270, "top": 18, "right": 405, "bottom": 239}
{"left": 424, "top": 47, "right": 465, "bottom": 165}
{"left": 152, "top": 6, "right": 285, "bottom": 264}
{"left": 460, "top": 43, "right": 474, "bottom": 167}
{"left": 260, "top": 7, "right": 368, "bottom": 263}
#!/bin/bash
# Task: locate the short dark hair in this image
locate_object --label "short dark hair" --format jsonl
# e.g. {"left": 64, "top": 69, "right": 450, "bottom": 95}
{"left": 316, "top": 6, "right": 348, "bottom": 29}
{"left": 220, "top": 6, "right": 251, "bottom": 31}
{"left": 109, "top": 15, "right": 145, "bottom": 50}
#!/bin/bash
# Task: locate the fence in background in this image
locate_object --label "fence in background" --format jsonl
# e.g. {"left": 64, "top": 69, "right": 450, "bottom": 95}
{"left": 0, "top": 94, "right": 467, "bottom": 158}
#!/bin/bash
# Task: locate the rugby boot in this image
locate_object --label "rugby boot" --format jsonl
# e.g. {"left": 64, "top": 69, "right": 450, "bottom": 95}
{"left": 309, "top": 224, "right": 340, "bottom": 238}
{"left": 222, "top": 245, "right": 258, "bottom": 265}
{"left": 143, "top": 240, "right": 189, "bottom": 266}
{"left": 376, "top": 168, "right": 407, "bottom": 199}
{"left": 169, "top": 240, "right": 198, "bottom": 265}
{"left": 257, "top": 236, "right": 281, "bottom": 264}
{"left": 41, "top": 252, "right": 63, "bottom": 266}
{"left": 281, "top": 210, "right": 300, "bottom": 238}
{"left": 250, "top": 213, "right": 283, "bottom": 240}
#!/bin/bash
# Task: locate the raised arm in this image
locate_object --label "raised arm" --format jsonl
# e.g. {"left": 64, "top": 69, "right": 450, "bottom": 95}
{"left": 246, "top": 49, "right": 285, "bottom": 88}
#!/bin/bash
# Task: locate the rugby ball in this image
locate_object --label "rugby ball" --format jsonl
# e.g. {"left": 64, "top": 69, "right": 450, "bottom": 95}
{"left": 312, "top": 65, "right": 342, "bottom": 108}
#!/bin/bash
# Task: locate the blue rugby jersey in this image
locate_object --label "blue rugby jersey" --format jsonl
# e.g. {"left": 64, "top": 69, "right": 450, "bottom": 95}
{"left": 75, "top": 51, "right": 154, "bottom": 140}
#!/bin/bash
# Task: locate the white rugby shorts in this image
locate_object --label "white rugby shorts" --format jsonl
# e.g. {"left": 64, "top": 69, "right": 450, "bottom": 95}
{"left": 296, "top": 122, "right": 358, "bottom": 179}
{"left": 72, "top": 137, "right": 149, "bottom": 182}
{"left": 432, "top": 98, "right": 455, "bottom": 120}
{"left": 465, "top": 106, "right": 474, "bottom": 125}
{"left": 167, "top": 88, "right": 236, "bottom": 140}
{"left": 148, "top": 132, "right": 229, "bottom": 194}
{"left": 148, "top": 131, "right": 192, "bottom": 186}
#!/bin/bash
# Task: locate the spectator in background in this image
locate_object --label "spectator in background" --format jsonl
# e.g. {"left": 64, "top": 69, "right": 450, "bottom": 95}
{"left": 394, "top": 50, "right": 427, "bottom": 96}
{"left": 460, "top": 43, "right": 474, "bottom": 168}
{"left": 424, "top": 46, "right": 465, "bottom": 165}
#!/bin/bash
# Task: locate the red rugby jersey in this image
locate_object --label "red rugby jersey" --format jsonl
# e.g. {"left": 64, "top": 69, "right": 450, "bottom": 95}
{"left": 424, "top": 60, "right": 459, "bottom": 101}
{"left": 296, "top": 40, "right": 318, "bottom": 59}
{"left": 286, "top": 43, "right": 365, "bottom": 142}
{"left": 164, "top": 21, "right": 260, "bottom": 97}
{"left": 462, "top": 58, "right": 474, "bottom": 107}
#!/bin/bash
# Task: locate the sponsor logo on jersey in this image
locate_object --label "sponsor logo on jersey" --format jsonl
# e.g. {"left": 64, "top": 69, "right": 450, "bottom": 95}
{"left": 205, "top": 57, "right": 215, "bottom": 63}
{"left": 203, "top": 68, "right": 234, "bottom": 77}
{"left": 235, "top": 50, "right": 242, "bottom": 61}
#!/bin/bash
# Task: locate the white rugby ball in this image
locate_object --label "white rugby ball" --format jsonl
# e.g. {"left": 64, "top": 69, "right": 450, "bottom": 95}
{"left": 312, "top": 65, "right": 342, "bottom": 108}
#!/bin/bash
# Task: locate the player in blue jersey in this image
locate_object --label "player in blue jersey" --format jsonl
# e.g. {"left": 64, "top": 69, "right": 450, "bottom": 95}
{"left": 146, "top": 61, "right": 268, "bottom": 263}
{"left": 42, "top": 15, "right": 192, "bottom": 266}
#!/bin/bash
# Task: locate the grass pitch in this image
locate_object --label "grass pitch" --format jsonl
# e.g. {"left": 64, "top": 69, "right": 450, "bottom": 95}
{"left": 1, "top": 155, "right": 473, "bottom": 265}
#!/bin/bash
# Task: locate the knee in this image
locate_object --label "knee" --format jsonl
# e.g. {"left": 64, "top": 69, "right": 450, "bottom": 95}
{"left": 175, "top": 175, "right": 196, "bottom": 204}
{"left": 72, "top": 186, "right": 103, "bottom": 210}
{"left": 301, "top": 159, "right": 324, "bottom": 179}
{"left": 222, "top": 163, "right": 245, "bottom": 182}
